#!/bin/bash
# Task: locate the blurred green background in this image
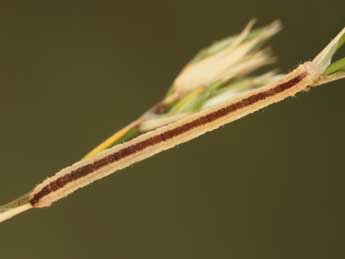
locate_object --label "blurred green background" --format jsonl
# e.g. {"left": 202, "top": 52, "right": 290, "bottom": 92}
{"left": 0, "top": 1, "right": 344, "bottom": 258}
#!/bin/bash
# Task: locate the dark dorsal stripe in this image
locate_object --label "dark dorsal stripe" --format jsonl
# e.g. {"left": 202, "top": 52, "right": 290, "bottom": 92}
{"left": 30, "top": 72, "right": 307, "bottom": 205}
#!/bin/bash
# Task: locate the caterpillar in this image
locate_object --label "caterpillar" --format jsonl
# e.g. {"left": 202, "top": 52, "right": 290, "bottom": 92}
{"left": 30, "top": 62, "right": 319, "bottom": 208}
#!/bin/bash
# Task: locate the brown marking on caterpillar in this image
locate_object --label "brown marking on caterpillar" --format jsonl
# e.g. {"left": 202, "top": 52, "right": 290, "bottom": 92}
{"left": 29, "top": 72, "right": 308, "bottom": 206}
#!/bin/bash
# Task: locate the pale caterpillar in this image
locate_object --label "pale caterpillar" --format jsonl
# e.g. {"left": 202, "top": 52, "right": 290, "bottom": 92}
{"left": 30, "top": 62, "right": 318, "bottom": 208}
